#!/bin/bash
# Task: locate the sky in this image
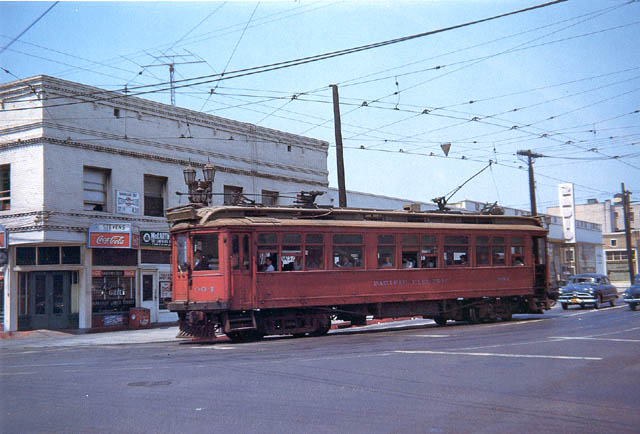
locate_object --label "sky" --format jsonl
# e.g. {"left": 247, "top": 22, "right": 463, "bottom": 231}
{"left": 1, "top": 0, "right": 639, "bottom": 212}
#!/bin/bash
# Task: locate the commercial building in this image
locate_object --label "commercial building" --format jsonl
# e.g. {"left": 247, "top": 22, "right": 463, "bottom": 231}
{"left": 0, "top": 75, "right": 328, "bottom": 332}
{"left": 547, "top": 192, "right": 640, "bottom": 285}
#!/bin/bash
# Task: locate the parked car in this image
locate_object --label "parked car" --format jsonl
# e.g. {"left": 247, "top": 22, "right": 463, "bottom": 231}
{"left": 558, "top": 274, "right": 618, "bottom": 310}
{"left": 623, "top": 275, "right": 640, "bottom": 311}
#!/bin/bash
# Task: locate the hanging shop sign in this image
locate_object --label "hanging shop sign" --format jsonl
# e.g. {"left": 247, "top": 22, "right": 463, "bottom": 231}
{"left": 116, "top": 190, "right": 140, "bottom": 215}
{"left": 0, "top": 224, "right": 6, "bottom": 249}
{"left": 141, "top": 231, "right": 171, "bottom": 248}
{"left": 88, "top": 223, "right": 139, "bottom": 249}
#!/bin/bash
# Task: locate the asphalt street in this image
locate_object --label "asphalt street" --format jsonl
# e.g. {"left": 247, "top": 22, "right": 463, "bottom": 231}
{"left": 1, "top": 303, "right": 638, "bottom": 434}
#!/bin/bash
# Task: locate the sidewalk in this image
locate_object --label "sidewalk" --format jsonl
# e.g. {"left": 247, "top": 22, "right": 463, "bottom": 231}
{"left": 0, "top": 318, "right": 434, "bottom": 350}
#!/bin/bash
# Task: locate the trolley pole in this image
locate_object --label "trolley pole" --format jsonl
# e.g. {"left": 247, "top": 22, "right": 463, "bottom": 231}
{"left": 331, "top": 84, "right": 347, "bottom": 208}
{"left": 517, "top": 150, "right": 544, "bottom": 216}
{"left": 620, "top": 183, "right": 635, "bottom": 282}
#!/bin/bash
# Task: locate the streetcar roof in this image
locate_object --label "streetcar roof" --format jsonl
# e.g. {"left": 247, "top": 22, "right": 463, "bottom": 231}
{"left": 168, "top": 205, "right": 546, "bottom": 234}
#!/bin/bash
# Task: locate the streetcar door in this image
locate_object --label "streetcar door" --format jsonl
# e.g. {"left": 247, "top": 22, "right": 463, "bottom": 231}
{"left": 231, "top": 233, "right": 253, "bottom": 307}
{"left": 173, "top": 233, "right": 190, "bottom": 303}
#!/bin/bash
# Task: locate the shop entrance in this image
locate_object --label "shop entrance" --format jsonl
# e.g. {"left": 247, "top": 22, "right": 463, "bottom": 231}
{"left": 141, "top": 272, "right": 157, "bottom": 323}
{"left": 30, "top": 271, "right": 72, "bottom": 329}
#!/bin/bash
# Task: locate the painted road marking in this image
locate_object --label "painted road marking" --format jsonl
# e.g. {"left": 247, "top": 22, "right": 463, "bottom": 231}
{"left": 394, "top": 350, "right": 602, "bottom": 360}
{"left": 550, "top": 337, "right": 640, "bottom": 343}
{"left": 412, "top": 334, "right": 450, "bottom": 338}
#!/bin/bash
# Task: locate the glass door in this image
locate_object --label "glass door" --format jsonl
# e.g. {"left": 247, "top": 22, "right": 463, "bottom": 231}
{"left": 141, "top": 272, "right": 157, "bottom": 323}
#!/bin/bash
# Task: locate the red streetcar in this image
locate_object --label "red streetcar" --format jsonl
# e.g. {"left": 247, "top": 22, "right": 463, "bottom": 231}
{"left": 167, "top": 204, "right": 551, "bottom": 341}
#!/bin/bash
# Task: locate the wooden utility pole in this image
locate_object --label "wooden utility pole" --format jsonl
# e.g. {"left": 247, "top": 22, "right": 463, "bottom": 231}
{"left": 620, "top": 183, "right": 635, "bottom": 282}
{"left": 517, "top": 150, "right": 544, "bottom": 216}
{"left": 331, "top": 84, "right": 347, "bottom": 208}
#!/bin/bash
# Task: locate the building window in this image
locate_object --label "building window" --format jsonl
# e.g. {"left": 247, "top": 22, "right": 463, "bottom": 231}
{"left": 223, "top": 185, "right": 243, "bottom": 205}
{"left": 83, "top": 166, "right": 110, "bottom": 211}
{"left": 144, "top": 175, "right": 167, "bottom": 217}
{"left": 16, "top": 246, "right": 81, "bottom": 265}
{"left": 141, "top": 250, "right": 170, "bottom": 264}
{"left": 261, "top": 190, "right": 279, "bottom": 206}
{"left": 0, "top": 164, "right": 9, "bottom": 210}
{"left": 610, "top": 239, "right": 617, "bottom": 247}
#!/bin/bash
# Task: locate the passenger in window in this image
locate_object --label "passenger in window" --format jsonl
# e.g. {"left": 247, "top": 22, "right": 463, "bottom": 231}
{"left": 402, "top": 257, "right": 414, "bottom": 268}
{"left": 264, "top": 257, "right": 275, "bottom": 272}
{"left": 380, "top": 255, "right": 394, "bottom": 268}
{"left": 459, "top": 254, "right": 468, "bottom": 265}
{"left": 193, "top": 251, "right": 209, "bottom": 271}
{"left": 337, "top": 254, "right": 353, "bottom": 267}
{"left": 513, "top": 257, "right": 524, "bottom": 266}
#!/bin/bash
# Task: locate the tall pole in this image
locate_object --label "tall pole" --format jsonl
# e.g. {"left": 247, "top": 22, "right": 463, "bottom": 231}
{"left": 331, "top": 84, "right": 347, "bottom": 208}
{"left": 517, "top": 150, "right": 544, "bottom": 216}
{"left": 621, "top": 183, "right": 635, "bottom": 282}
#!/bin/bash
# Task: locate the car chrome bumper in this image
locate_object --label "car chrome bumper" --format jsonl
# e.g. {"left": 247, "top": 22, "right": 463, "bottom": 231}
{"left": 623, "top": 297, "right": 640, "bottom": 303}
{"left": 558, "top": 296, "right": 597, "bottom": 304}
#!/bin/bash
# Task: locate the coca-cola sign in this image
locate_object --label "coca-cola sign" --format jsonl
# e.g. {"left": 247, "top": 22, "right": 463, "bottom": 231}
{"left": 88, "top": 223, "right": 137, "bottom": 249}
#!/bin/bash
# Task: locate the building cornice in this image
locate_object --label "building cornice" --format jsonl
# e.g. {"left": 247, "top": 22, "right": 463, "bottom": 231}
{"left": 0, "top": 137, "right": 329, "bottom": 187}
{"left": 0, "top": 121, "right": 328, "bottom": 178}
{"left": 0, "top": 75, "right": 329, "bottom": 150}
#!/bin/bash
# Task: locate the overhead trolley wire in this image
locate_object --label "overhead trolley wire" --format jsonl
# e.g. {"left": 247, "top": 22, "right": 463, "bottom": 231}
{"left": 2, "top": 0, "right": 568, "bottom": 112}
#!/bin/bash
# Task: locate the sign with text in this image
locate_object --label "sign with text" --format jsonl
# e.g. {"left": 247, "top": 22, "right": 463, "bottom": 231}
{"left": 88, "top": 223, "right": 137, "bottom": 249}
{"left": 116, "top": 190, "right": 140, "bottom": 215}
{"left": 141, "top": 231, "right": 171, "bottom": 248}
{"left": 0, "top": 224, "right": 6, "bottom": 249}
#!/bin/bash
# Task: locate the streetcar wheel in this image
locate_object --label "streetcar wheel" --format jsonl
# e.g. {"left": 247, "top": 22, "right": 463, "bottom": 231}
{"left": 309, "top": 314, "right": 332, "bottom": 337}
{"left": 434, "top": 317, "right": 447, "bottom": 327}
{"left": 500, "top": 313, "right": 513, "bottom": 322}
{"left": 561, "top": 304, "right": 568, "bottom": 310}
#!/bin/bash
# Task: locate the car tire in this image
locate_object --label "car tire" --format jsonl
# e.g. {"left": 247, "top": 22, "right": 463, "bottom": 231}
{"left": 593, "top": 296, "right": 601, "bottom": 309}
{"left": 609, "top": 298, "right": 615, "bottom": 308}
{"left": 561, "top": 303, "right": 568, "bottom": 310}
{"left": 631, "top": 303, "right": 638, "bottom": 311}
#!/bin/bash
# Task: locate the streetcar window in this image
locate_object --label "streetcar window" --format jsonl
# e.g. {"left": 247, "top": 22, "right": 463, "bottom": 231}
{"left": 231, "top": 235, "right": 250, "bottom": 270}
{"left": 282, "top": 233, "right": 302, "bottom": 271}
{"left": 511, "top": 236, "right": 525, "bottom": 266}
{"left": 420, "top": 235, "right": 437, "bottom": 268}
{"left": 192, "top": 234, "right": 219, "bottom": 270}
{"left": 305, "top": 234, "right": 323, "bottom": 270}
{"left": 492, "top": 236, "right": 505, "bottom": 265}
{"left": 258, "top": 233, "right": 277, "bottom": 244}
{"left": 444, "top": 235, "right": 468, "bottom": 266}
{"left": 333, "top": 234, "right": 363, "bottom": 268}
{"left": 476, "top": 236, "right": 490, "bottom": 265}
{"left": 401, "top": 235, "right": 418, "bottom": 269}
{"left": 377, "top": 235, "right": 395, "bottom": 268}
{"left": 257, "top": 232, "right": 278, "bottom": 272}
{"left": 176, "top": 234, "right": 188, "bottom": 272}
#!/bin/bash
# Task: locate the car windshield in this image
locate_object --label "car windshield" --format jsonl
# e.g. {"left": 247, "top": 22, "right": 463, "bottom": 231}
{"left": 571, "top": 276, "right": 598, "bottom": 284}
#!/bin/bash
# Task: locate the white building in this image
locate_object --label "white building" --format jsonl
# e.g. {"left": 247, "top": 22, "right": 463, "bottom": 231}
{"left": 0, "top": 75, "right": 328, "bottom": 332}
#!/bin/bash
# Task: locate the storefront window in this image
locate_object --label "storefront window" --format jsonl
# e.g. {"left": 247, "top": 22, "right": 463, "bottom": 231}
{"left": 16, "top": 247, "right": 36, "bottom": 265}
{"left": 141, "top": 249, "right": 170, "bottom": 264}
{"left": 91, "top": 271, "right": 135, "bottom": 314}
{"left": 92, "top": 248, "right": 137, "bottom": 266}
{"left": 62, "top": 247, "right": 81, "bottom": 264}
{"left": 38, "top": 247, "right": 60, "bottom": 265}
